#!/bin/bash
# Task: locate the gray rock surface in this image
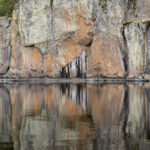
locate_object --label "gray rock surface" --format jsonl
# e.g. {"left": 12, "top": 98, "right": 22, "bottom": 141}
{"left": 18, "top": 0, "right": 93, "bottom": 53}
{"left": 0, "top": 17, "right": 11, "bottom": 74}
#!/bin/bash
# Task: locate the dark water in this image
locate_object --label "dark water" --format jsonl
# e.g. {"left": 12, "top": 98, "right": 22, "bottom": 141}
{"left": 0, "top": 83, "right": 150, "bottom": 150}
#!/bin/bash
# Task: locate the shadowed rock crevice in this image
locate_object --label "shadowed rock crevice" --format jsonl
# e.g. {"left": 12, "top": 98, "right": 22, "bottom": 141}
{"left": 98, "top": 0, "right": 107, "bottom": 13}
{"left": 50, "top": 0, "right": 53, "bottom": 9}
{"left": 59, "top": 49, "right": 88, "bottom": 78}
{"left": 146, "top": 25, "right": 150, "bottom": 73}
{"left": 119, "top": 26, "right": 129, "bottom": 77}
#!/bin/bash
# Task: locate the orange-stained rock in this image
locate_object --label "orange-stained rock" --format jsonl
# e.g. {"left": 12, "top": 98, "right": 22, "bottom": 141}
{"left": 56, "top": 5, "right": 93, "bottom": 67}
{"left": 4, "top": 0, "right": 150, "bottom": 79}
{"left": 87, "top": 35, "right": 125, "bottom": 77}
{"left": 43, "top": 53, "right": 55, "bottom": 77}
{"left": 6, "top": 0, "right": 94, "bottom": 78}
{"left": 6, "top": 10, "right": 55, "bottom": 78}
{"left": 60, "top": 41, "right": 87, "bottom": 66}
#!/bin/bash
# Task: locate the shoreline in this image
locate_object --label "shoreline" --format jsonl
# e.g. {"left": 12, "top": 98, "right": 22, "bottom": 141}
{"left": 0, "top": 77, "right": 149, "bottom": 84}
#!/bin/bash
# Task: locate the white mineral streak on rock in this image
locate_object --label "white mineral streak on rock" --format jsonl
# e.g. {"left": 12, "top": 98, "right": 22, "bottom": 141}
{"left": 125, "top": 23, "right": 146, "bottom": 77}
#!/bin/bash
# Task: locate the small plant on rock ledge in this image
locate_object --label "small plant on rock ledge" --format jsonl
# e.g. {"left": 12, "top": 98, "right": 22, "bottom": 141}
{"left": 16, "top": 29, "right": 20, "bottom": 36}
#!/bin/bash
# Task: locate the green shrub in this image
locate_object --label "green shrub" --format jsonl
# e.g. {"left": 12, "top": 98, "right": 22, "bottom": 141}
{"left": 16, "top": 29, "right": 19, "bottom": 36}
{"left": 0, "top": 0, "right": 18, "bottom": 17}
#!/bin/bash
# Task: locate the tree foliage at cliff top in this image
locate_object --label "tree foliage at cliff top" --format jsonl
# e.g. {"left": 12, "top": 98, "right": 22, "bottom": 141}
{"left": 0, "top": 0, "right": 18, "bottom": 17}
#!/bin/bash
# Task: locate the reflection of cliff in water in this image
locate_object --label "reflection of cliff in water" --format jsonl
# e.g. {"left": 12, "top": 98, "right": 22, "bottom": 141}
{"left": 0, "top": 83, "right": 150, "bottom": 149}
{"left": 0, "top": 86, "right": 12, "bottom": 150}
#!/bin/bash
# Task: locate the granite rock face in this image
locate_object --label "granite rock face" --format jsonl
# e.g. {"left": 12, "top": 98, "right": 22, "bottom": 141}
{"left": 6, "top": 9, "right": 55, "bottom": 78}
{"left": 0, "top": 17, "right": 11, "bottom": 75}
{"left": 5, "top": 0, "right": 94, "bottom": 78}
{"left": 1, "top": 0, "right": 150, "bottom": 79}
{"left": 125, "top": 23, "right": 146, "bottom": 77}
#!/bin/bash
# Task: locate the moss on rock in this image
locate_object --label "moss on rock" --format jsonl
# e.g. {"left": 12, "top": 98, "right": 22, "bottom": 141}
{"left": 0, "top": 0, "right": 18, "bottom": 17}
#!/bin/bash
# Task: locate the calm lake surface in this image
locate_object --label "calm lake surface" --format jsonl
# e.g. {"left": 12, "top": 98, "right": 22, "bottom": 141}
{"left": 0, "top": 83, "right": 150, "bottom": 150}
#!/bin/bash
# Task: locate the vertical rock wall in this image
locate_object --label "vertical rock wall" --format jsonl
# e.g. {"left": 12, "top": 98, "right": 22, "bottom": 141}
{"left": 147, "top": 26, "right": 150, "bottom": 72}
{"left": 0, "top": 17, "right": 11, "bottom": 75}
{"left": 5, "top": 0, "right": 94, "bottom": 78}
{"left": 1, "top": 0, "right": 150, "bottom": 79}
{"left": 125, "top": 23, "right": 146, "bottom": 77}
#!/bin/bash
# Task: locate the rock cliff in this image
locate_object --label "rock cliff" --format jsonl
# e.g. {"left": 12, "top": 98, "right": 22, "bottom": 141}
{"left": 1, "top": 0, "right": 150, "bottom": 79}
